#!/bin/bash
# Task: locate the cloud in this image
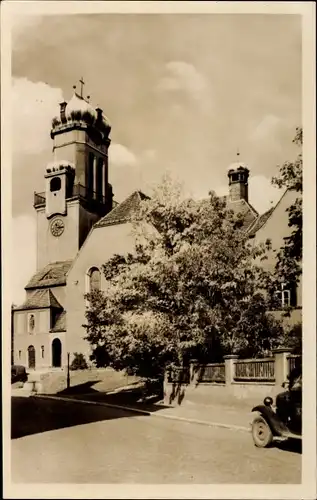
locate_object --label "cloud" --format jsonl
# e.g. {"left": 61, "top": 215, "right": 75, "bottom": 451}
{"left": 157, "top": 61, "right": 207, "bottom": 98}
{"left": 109, "top": 143, "right": 145, "bottom": 201}
{"left": 12, "top": 77, "right": 63, "bottom": 157}
{"left": 12, "top": 215, "right": 37, "bottom": 305}
{"left": 250, "top": 114, "right": 283, "bottom": 143}
{"left": 156, "top": 61, "right": 212, "bottom": 113}
{"left": 214, "top": 174, "right": 282, "bottom": 214}
{"left": 140, "top": 149, "right": 157, "bottom": 163}
{"left": 248, "top": 175, "right": 282, "bottom": 213}
{"left": 109, "top": 143, "right": 137, "bottom": 169}
{"left": 109, "top": 145, "right": 162, "bottom": 201}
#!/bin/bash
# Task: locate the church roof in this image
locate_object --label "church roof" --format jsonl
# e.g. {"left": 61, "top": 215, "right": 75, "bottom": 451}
{"left": 247, "top": 206, "right": 275, "bottom": 237}
{"left": 95, "top": 191, "right": 149, "bottom": 228}
{"left": 220, "top": 197, "right": 258, "bottom": 233}
{"left": 15, "top": 289, "right": 63, "bottom": 311}
{"left": 50, "top": 310, "right": 67, "bottom": 332}
{"left": 25, "top": 260, "right": 73, "bottom": 290}
{"left": 95, "top": 190, "right": 259, "bottom": 234}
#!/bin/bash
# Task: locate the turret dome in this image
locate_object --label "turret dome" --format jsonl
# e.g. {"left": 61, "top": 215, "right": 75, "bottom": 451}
{"left": 51, "top": 80, "right": 111, "bottom": 142}
{"left": 226, "top": 161, "right": 249, "bottom": 173}
{"left": 65, "top": 92, "right": 97, "bottom": 121}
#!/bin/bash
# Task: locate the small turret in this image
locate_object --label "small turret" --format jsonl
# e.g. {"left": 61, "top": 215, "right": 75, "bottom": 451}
{"left": 44, "top": 162, "right": 75, "bottom": 218}
{"left": 227, "top": 154, "right": 249, "bottom": 202}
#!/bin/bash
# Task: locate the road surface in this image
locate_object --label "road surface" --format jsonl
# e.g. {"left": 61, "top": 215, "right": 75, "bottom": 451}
{"left": 11, "top": 396, "right": 301, "bottom": 484}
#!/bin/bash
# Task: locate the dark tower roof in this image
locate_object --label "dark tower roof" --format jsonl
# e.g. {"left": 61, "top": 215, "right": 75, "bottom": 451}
{"left": 50, "top": 79, "right": 111, "bottom": 141}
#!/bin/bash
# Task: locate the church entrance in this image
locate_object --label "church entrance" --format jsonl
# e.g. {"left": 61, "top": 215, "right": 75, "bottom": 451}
{"left": 27, "top": 345, "right": 36, "bottom": 369}
{"left": 52, "top": 338, "right": 62, "bottom": 368}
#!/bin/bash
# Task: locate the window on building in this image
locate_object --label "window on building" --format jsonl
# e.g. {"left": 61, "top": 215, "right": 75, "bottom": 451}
{"left": 275, "top": 283, "right": 297, "bottom": 309}
{"left": 88, "top": 267, "right": 101, "bottom": 292}
{"left": 50, "top": 177, "right": 61, "bottom": 192}
{"left": 28, "top": 314, "right": 35, "bottom": 334}
{"left": 41, "top": 346, "right": 45, "bottom": 359}
{"left": 16, "top": 313, "right": 24, "bottom": 334}
{"left": 18, "top": 350, "right": 21, "bottom": 360}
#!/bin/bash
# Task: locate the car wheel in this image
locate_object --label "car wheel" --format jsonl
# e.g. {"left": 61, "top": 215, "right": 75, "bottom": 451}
{"left": 252, "top": 415, "right": 273, "bottom": 448}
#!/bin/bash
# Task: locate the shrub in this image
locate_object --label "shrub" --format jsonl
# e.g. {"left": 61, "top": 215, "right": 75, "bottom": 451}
{"left": 70, "top": 352, "right": 88, "bottom": 370}
{"left": 283, "top": 322, "right": 302, "bottom": 354}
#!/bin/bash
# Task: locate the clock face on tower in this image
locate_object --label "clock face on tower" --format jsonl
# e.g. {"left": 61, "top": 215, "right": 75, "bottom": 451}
{"left": 50, "top": 218, "right": 65, "bottom": 237}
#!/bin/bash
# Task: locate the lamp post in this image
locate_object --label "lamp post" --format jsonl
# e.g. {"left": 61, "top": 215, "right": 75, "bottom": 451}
{"left": 67, "top": 352, "right": 70, "bottom": 390}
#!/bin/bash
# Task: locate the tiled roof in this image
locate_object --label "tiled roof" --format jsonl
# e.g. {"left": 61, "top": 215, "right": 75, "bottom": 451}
{"left": 95, "top": 190, "right": 260, "bottom": 234}
{"left": 95, "top": 191, "right": 149, "bottom": 228}
{"left": 50, "top": 310, "right": 66, "bottom": 332}
{"left": 25, "top": 260, "right": 73, "bottom": 290}
{"left": 15, "top": 289, "right": 63, "bottom": 311}
{"left": 247, "top": 206, "right": 275, "bottom": 237}
{"left": 224, "top": 198, "right": 258, "bottom": 232}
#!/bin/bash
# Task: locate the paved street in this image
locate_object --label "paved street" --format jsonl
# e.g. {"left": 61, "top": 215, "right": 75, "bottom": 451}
{"left": 12, "top": 396, "right": 301, "bottom": 484}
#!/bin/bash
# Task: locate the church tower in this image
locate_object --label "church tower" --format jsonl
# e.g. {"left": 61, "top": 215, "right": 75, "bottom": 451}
{"left": 34, "top": 79, "right": 113, "bottom": 270}
{"left": 227, "top": 154, "right": 249, "bottom": 203}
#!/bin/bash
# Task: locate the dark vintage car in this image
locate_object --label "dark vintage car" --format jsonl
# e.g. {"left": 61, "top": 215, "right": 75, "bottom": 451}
{"left": 11, "top": 365, "right": 28, "bottom": 384}
{"left": 251, "top": 367, "right": 302, "bottom": 448}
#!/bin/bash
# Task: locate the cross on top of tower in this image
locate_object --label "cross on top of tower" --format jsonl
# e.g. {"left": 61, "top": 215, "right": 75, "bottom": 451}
{"left": 72, "top": 77, "right": 86, "bottom": 99}
{"left": 79, "top": 77, "right": 85, "bottom": 98}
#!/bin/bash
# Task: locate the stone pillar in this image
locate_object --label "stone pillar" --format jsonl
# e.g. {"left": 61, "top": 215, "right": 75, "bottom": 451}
{"left": 272, "top": 348, "right": 291, "bottom": 388}
{"left": 224, "top": 355, "right": 239, "bottom": 386}
{"left": 93, "top": 155, "right": 97, "bottom": 199}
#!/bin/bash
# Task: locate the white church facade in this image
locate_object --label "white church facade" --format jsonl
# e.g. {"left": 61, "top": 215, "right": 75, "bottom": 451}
{"left": 12, "top": 84, "right": 302, "bottom": 371}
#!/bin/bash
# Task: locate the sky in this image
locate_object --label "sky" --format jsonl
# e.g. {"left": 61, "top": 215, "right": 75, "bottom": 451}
{"left": 10, "top": 12, "right": 302, "bottom": 304}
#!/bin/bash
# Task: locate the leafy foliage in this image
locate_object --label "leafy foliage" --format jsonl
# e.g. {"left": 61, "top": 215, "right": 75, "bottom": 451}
{"left": 84, "top": 178, "right": 284, "bottom": 378}
{"left": 281, "top": 322, "right": 302, "bottom": 354}
{"left": 272, "top": 128, "right": 302, "bottom": 290}
{"left": 70, "top": 352, "right": 88, "bottom": 371}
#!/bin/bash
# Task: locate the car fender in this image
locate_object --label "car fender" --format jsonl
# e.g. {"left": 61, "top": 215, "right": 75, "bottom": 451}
{"left": 252, "top": 404, "right": 289, "bottom": 436}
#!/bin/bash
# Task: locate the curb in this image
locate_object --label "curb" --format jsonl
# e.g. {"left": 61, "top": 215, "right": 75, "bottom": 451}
{"left": 34, "top": 394, "right": 251, "bottom": 433}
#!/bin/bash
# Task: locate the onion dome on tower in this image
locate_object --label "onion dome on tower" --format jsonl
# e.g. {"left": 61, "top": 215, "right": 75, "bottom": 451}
{"left": 51, "top": 78, "right": 111, "bottom": 141}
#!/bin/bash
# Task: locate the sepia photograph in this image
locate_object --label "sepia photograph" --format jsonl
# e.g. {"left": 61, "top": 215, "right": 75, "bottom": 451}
{"left": 2, "top": 1, "right": 316, "bottom": 499}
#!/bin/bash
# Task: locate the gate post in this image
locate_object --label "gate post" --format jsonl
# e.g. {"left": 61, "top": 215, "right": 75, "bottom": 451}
{"left": 224, "top": 355, "right": 239, "bottom": 387}
{"left": 272, "top": 348, "right": 291, "bottom": 388}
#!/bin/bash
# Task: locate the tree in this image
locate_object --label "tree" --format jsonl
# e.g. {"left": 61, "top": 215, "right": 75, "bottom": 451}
{"left": 270, "top": 127, "right": 302, "bottom": 351}
{"left": 84, "top": 179, "right": 284, "bottom": 379}
{"left": 272, "top": 127, "right": 302, "bottom": 287}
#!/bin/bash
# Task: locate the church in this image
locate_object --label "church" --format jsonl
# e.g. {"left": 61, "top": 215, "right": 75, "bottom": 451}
{"left": 12, "top": 83, "right": 302, "bottom": 371}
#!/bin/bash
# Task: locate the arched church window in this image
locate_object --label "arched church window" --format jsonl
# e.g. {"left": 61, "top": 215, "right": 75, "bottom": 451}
{"left": 50, "top": 177, "right": 61, "bottom": 192}
{"left": 89, "top": 267, "right": 101, "bottom": 292}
